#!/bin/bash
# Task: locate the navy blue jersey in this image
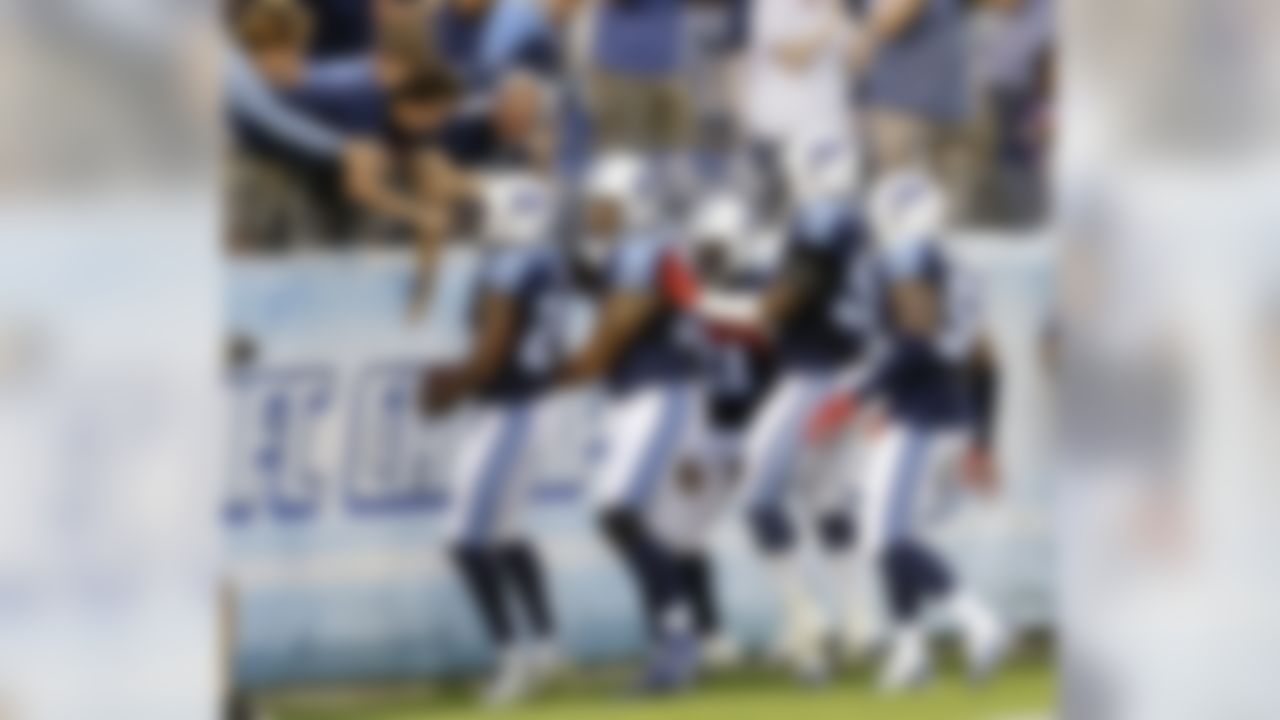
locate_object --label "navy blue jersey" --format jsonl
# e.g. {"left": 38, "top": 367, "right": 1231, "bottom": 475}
{"left": 290, "top": 56, "right": 435, "bottom": 163}
{"left": 230, "top": 58, "right": 381, "bottom": 167}
{"left": 473, "top": 245, "right": 571, "bottom": 402}
{"left": 304, "top": 0, "right": 375, "bottom": 58}
{"left": 293, "top": 61, "right": 528, "bottom": 170}
{"left": 703, "top": 335, "right": 776, "bottom": 430}
{"left": 869, "top": 245, "right": 981, "bottom": 429}
{"left": 438, "top": 108, "right": 534, "bottom": 170}
{"left": 601, "top": 234, "right": 701, "bottom": 392}
{"left": 286, "top": 56, "right": 390, "bottom": 141}
{"left": 434, "top": 3, "right": 490, "bottom": 87}
{"left": 385, "top": 106, "right": 533, "bottom": 171}
{"left": 774, "top": 204, "right": 875, "bottom": 370}
{"left": 699, "top": 274, "right": 777, "bottom": 430}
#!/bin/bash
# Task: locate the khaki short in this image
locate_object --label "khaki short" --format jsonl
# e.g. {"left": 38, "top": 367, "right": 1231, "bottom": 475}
{"left": 589, "top": 70, "right": 692, "bottom": 151}
{"left": 864, "top": 107, "right": 985, "bottom": 225}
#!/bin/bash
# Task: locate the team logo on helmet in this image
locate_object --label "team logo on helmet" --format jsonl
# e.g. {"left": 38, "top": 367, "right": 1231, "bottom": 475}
{"left": 480, "top": 172, "right": 555, "bottom": 246}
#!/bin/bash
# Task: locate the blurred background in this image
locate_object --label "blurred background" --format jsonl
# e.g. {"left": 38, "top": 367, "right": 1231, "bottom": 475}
{"left": 220, "top": 1, "right": 1057, "bottom": 718}
{"left": 2, "top": 0, "right": 1280, "bottom": 718}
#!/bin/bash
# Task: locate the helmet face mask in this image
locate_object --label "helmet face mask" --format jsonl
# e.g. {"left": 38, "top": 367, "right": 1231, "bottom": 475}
{"left": 688, "top": 193, "right": 748, "bottom": 285}
{"left": 575, "top": 152, "right": 654, "bottom": 270}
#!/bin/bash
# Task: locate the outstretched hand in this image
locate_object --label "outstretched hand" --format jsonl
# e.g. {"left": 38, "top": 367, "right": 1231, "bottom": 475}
{"left": 420, "top": 365, "right": 466, "bottom": 417}
{"left": 962, "top": 444, "right": 1000, "bottom": 497}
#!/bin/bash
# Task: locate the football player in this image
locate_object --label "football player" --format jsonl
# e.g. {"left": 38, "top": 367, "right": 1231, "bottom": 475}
{"left": 810, "top": 167, "right": 1009, "bottom": 692}
{"left": 422, "top": 172, "right": 569, "bottom": 706}
{"left": 696, "top": 135, "right": 878, "bottom": 682}
{"left": 558, "top": 153, "right": 707, "bottom": 693}
{"left": 653, "top": 193, "right": 779, "bottom": 671}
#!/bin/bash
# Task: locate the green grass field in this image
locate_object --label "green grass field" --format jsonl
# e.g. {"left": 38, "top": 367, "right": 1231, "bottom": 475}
{"left": 266, "top": 653, "right": 1054, "bottom": 720}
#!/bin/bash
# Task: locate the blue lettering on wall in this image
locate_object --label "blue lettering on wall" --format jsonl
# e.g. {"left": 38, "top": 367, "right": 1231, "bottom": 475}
{"left": 225, "top": 366, "right": 334, "bottom": 523}
{"left": 342, "top": 361, "right": 448, "bottom": 515}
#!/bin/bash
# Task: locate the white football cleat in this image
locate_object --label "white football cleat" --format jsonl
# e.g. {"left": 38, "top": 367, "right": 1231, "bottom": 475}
{"left": 837, "top": 605, "right": 885, "bottom": 663}
{"left": 878, "top": 628, "right": 932, "bottom": 694}
{"left": 945, "top": 592, "right": 1011, "bottom": 683}
{"left": 524, "top": 639, "right": 566, "bottom": 685}
{"left": 778, "top": 627, "right": 831, "bottom": 685}
{"left": 967, "top": 622, "right": 1012, "bottom": 684}
{"left": 763, "top": 555, "right": 832, "bottom": 684}
{"left": 483, "top": 647, "right": 533, "bottom": 708}
{"left": 702, "top": 632, "right": 745, "bottom": 672}
{"left": 774, "top": 598, "right": 831, "bottom": 684}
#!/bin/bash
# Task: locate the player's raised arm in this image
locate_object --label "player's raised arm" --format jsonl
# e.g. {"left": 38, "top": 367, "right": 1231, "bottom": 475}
{"left": 342, "top": 68, "right": 462, "bottom": 239}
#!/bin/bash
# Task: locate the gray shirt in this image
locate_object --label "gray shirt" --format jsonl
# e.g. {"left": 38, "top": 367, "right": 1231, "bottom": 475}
{"left": 864, "top": 0, "right": 971, "bottom": 123}
{"left": 972, "top": 0, "right": 1053, "bottom": 94}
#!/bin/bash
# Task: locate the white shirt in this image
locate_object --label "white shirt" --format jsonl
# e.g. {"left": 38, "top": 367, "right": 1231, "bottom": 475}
{"left": 740, "top": 0, "right": 855, "bottom": 146}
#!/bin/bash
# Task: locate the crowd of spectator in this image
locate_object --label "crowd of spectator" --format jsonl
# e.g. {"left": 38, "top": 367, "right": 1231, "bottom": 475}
{"left": 226, "top": 0, "right": 1054, "bottom": 256}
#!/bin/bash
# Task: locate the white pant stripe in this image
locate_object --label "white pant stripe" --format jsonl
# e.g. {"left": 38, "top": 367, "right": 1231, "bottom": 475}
{"left": 461, "top": 406, "right": 532, "bottom": 545}
{"left": 622, "top": 384, "right": 692, "bottom": 508}
{"left": 743, "top": 372, "right": 836, "bottom": 511}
